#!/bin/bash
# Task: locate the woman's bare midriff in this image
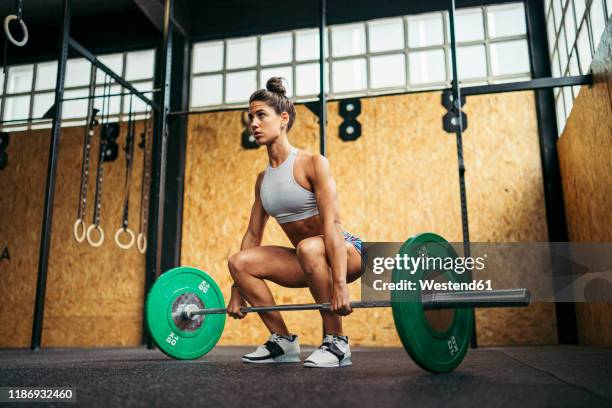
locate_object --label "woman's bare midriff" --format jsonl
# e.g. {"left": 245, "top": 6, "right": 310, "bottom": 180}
{"left": 280, "top": 214, "right": 326, "bottom": 247}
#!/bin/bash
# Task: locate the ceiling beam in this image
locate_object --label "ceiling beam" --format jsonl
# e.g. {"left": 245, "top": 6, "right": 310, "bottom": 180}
{"left": 133, "top": 0, "right": 189, "bottom": 37}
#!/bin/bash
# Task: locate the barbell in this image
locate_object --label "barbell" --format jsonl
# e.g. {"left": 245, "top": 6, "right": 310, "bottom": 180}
{"left": 179, "top": 289, "right": 530, "bottom": 318}
{"left": 145, "top": 232, "right": 531, "bottom": 373}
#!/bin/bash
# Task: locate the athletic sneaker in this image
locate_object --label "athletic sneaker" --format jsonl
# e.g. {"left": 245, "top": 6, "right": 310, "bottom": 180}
{"left": 242, "top": 333, "right": 301, "bottom": 364}
{"left": 304, "top": 334, "right": 352, "bottom": 368}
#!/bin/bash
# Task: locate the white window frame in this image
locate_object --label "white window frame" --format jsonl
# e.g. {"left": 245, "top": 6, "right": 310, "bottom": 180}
{"left": 190, "top": 3, "right": 532, "bottom": 111}
{"left": 545, "top": 0, "right": 610, "bottom": 134}
{"left": 0, "top": 49, "right": 157, "bottom": 131}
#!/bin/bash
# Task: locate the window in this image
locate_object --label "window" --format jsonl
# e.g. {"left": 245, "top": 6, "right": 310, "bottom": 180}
{"left": 190, "top": 3, "right": 531, "bottom": 109}
{"left": 193, "top": 41, "right": 223, "bottom": 73}
{"left": 331, "top": 23, "right": 366, "bottom": 58}
{"left": 564, "top": 1, "right": 577, "bottom": 50}
{"left": 126, "top": 50, "right": 155, "bottom": 81}
{"left": 455, "top": 8, "right": 484, "bottom": 42}
{"left": 545, "top": 0, "right": 610, "bottom": 133}
{"left": 191, "top": 75, "right": 223, "bottom": 107}
{"left": 295, "top": 63, "right": 329, "bottom": 96}
{"left": 225, "top": 71, "right": 257, "bottom": 103}
{"left": 261, "top": 33, "right": 292, "bottom": 65}
{"left": 368, "top": 18, "right": 404, "bottom": 52}
{"left": 370, "top": 54, "right": 406, "bottom": 88}
{"left": 7, "top": 65, "right": 33, "bottom": 94}
{"left": 408, "top": 13, "right": 444, "bottom": 47}
{"left": 296, "top": 29, "right": 321, "bottom": 61}
{"left": 576, "top": 23, "right": 592, "bottom": 74}
{"left": 410, "top": 49, "right": 446, "bottom": 84}
{"left": 459, "top": 45, "right": 488, "bottom": 80}
{"left": 33, "top": 92, "right": 53, "bottom": 118}
{"left": 0, "top": 49, "right": 156, "bottom": 130}
{"left": 490, "top": 40, "right": 530, "bottom": 76}
{"left": 35, "top": 62, "right": 57, "bottom": 91}
{"left": 65, "top": 59, "right": 90, "bottom": 87}
{"left": 558, "top": 27, "right": 568, "bottom": 69}
{"left": 332, "top": 59, "right": 367, "bottom": 93}
{"left": 487, "top": 4, "right": 527, "bottom": 38}
{"left": 3, "top": 95, "right": 30, "bottom": 122}
{"left": 590, "top": 0, "right": 606, "bottom": 47}
{"left": 227, "top": 37, "right": 257, "bottom": 69}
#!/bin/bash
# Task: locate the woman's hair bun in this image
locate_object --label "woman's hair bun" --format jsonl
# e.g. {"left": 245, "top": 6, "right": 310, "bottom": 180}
{"left": 266, "top": 77, "right": 287, "bottom": 97}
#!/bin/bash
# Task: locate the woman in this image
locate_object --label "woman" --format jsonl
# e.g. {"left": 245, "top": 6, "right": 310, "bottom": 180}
{"left": 227, "top": 77, "right": 364, "bottom": 368}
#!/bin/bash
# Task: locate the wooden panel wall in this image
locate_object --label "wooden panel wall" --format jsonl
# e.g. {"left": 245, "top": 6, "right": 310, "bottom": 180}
{"left": 0, "top": 128, "right": 48, "bottom": 347}
{"left": 0, "top": 122, "right": 148, "bottom": 347}
{"left": 556, "top": 23, "right": 612, "bottom": 346}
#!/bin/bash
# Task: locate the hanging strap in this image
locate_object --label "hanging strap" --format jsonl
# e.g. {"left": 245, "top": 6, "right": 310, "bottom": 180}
{"left": 137, "top": 107, "right": 153, "bottom": 254}
{"left": 73, "top": 65, "right": 98, "bottom": 243}
{"left": 115, "top": 94, "right": 137, "bottom": 249}
{"left": 87, "top": 74, "right": 111, "bottom": 248}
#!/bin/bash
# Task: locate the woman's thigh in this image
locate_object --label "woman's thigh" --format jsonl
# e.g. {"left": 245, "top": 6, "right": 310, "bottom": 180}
{"left": 234, "top": 241, "right": 363, "bottom": 288}
{"left": 346, "top": 242, "right": 364, "bottom": 284}
{"left": 296, "top": 235, "right": 364, "bottom": 284}
{"left": 233, "top": 245, "right": 308, "bottom": 288}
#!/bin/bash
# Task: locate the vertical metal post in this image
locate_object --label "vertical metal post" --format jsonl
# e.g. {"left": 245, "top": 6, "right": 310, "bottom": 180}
{"left": 31, "top": 0, "right": 71, "bottom": 350}
{"left": 448, "top": 0, "right": 477, "bottom": 347}
{"left": 161, "top": 33, "right": 190, "bottom": 272}
{"left": 524, "top": 0, "right": 576, "bottom": 344}
{"left": 318, "top": 0, "right": 327, "bottom": 339}
{"left": 318, "top": 0, "right": 327, "bottom": 156}
{"left": 144, "top": 0, "right": 173, "bottom": 347}
{"left": 448, "top": 0, "right": 470, "bottom": 258}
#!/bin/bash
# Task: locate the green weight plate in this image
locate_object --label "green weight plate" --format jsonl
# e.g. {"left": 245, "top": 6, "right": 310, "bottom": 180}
{"left": 146, "top": 266, "right": 226, "bottom": 360}
{"left": 391, "top": 233, "right": 473, "bottom": 373}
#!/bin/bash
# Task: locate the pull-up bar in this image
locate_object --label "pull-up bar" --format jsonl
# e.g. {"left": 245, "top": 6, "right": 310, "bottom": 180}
{"left": 68, "top": 38, "right": 159, "bottom": 111}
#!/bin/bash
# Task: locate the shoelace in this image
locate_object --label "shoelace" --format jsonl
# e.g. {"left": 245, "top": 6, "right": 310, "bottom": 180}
{"left": 266, "top": 333, "right": 287, "bottom": 345}
{"left": 320, "top": 335, "right": 341, "bottom": 351}
{"left": 254, "top": 334, "right": 283, "bottom": 351}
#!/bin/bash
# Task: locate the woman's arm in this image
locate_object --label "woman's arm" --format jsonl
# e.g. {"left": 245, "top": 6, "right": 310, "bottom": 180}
{"left": 241, "top": 171, "right": 270, "bottom": 250}
{"left": 230, "top": 173, "right": 269, "bottom": 309}
{"left": 310, "top": 155, "right": 352, "bottom": 315}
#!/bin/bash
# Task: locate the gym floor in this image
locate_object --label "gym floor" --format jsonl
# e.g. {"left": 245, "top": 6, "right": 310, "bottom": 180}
{"left": 1, "top": 346, "right": 611, "bottom": 407}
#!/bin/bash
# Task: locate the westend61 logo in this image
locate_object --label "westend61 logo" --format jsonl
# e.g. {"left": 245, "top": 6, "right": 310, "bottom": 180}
{"left": 372, "top": 253, "right": 487, "bottom": 275}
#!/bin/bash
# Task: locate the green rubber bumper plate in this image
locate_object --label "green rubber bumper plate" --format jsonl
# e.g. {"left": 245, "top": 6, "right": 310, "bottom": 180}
{"left": 391, "top": 233, "right": 473, "bottom": 373}
{"left": 146, "top": 266, "right": 226, "bottom": 360}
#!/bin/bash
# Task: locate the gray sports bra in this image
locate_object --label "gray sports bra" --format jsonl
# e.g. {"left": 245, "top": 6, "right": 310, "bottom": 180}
{"left": 260, "top": 147, "right": 319, "bottom": 224}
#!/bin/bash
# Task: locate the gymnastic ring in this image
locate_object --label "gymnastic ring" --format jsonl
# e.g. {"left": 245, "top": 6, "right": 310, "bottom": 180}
{"left": 137, "top": 233, "right": 147, "bottom": 254}
{"left": 73, "top": 218, "right": 87, "bottom": 243}
{"left": 86, "top": 224, "right": 105, "bottom": 248}
{"left": 4, "top": 15, "right": 28, "bottom": 47}
{"left": 115, "top": 227, "right": 135, "bottom": 250}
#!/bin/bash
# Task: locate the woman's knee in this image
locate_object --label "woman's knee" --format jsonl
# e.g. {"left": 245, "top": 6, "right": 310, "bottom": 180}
{"left": 228, "top": 251, "right": 252, "bottom": 280}
{"left": 296, "top": 237, "right": 327, "bottom": 273}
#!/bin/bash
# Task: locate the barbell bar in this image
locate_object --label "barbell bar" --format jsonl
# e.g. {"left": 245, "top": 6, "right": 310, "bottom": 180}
{"left": 180, "top": 289, "right": 530, "bottom": 319}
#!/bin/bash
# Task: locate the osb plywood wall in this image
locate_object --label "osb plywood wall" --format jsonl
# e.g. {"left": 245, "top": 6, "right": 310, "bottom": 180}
{"left": 463, "top": 92, "right": 557, "bottom": 346}
{"left": 0, "top": 121, "right": 148, "bottom": 347}
{"left": 557, "top": 23, "right": 612, "bottom": 346}
{"left": 183, "top": 90, "right": 557, "bottom": 347}
{"left": 0, "top": 128, "right": 48, "bottom": 347}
